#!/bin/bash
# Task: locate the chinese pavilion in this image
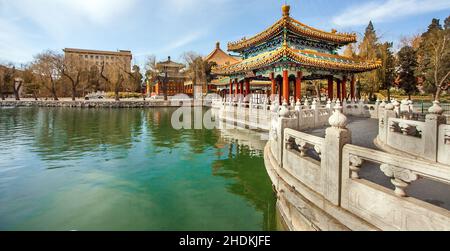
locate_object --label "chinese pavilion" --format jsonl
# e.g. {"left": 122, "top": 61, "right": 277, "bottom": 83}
{"left": 193, "top": 42, "right": 241, "bottom": 95}
{"left": 213, "top": 5, "right": 381, "bottom": 103}
{"left": 152, "top": 56, "right": 187, "bottom": 96}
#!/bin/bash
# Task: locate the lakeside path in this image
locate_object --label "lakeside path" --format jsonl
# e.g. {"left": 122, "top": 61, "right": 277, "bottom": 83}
{"left": 0, "top": 98, "right": 198, "bottom": 108}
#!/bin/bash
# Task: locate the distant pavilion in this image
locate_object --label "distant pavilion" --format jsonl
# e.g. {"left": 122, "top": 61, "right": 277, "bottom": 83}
{"left": 152, "top": 56, "right": 187, "bottom": 96}
{"left": 213, "top": 5, "right": 381, "bottom": 103}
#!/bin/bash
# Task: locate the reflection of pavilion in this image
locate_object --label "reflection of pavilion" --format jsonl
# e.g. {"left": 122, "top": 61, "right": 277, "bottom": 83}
{"left": 217, "top": 127, "right": 268, "bottom": 156}
{"left": 213, "top": 5, "right": 381, "bottom": 103}
{"left": 212, "top": 127, "right": 278, "bottom": 230}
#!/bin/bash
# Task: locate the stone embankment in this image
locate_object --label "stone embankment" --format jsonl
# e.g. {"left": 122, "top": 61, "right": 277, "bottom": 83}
{"left": 0, "top": 100, "right": 193, "bottom": 108}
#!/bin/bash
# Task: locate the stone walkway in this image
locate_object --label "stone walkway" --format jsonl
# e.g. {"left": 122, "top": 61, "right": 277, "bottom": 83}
{"left": 304, "top": 116, "right": 450, "bottom": 211}
{"left": 304, "top": 116, "right": 379, "bottom": 149}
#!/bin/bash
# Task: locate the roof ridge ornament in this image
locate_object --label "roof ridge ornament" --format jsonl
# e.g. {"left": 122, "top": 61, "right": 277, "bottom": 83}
{"left": 282, "top": 4, "right": 290, "bottom": 17}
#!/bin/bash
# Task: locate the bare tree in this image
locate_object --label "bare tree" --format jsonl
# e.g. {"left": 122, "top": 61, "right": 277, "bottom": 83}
{"left": 144, "top": 55, "right": 159, "bottom": 98}
{"left": 87, "top": 65, "right": 101, "bottom": 93}
{"left": 100, "top": 62, "right": 126, "bottom": 101}
{"left": 431, "top": 33, "right": 450, "bottom": 100}
{"left": 399, "top": 34, "right": 422, "bottom": 50}
{"left": 21, "top": 66, "right": 38, "bottom": 100}
{"left": 32, "top": 51, "right": 62, "bottom": 101}
{"left": 122, "top": 65, "right": 144, "bottom": 99}
{"left": 0, "top": 64, "right": 18, "bottom": 100}
{"left": 0, "top": 65, "right": 7, "bottom": 100}
{"left": 13, "top": 76, "right": 22, "bottom": 101}
{"left": 183, "top": 52, "right": 216, "bottom": 97}
{"left": 60, "top": 54, "right": 87, "bottom": 101}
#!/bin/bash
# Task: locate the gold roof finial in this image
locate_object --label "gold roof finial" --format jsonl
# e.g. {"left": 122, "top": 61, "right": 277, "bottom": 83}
{"left": 282, "top": 4, "right": 290, "bottom": 17}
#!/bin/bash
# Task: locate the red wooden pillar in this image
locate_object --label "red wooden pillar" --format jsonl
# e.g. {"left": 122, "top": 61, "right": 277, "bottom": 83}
{"left": 283, "top": 70, "right": 289, "bottom": 103}
{"left": 350, "top": 75, "right": 356, "bottom": 100}
{"left": 337, "top": 79, "right": 341, "bottom": 101}
{"left": 342, "top": 76, "right": 347, "bottom": 101}
{"left": 229, "top": 79, "right": 233, "bottom": 96}
{"left": 328, "top": 76, "right": 334, "bottom": 100}
{"left": 270, "top": 73, "right": 276, "bottom": 98}
{"left": 240, "top": 81, "right": 244, "bottom": 95}
{"left": 245, "top": 79, "right": 250, "bottom": 96}
{"left": 234, "top": 79, "right": 238, "bottom": 97}
{"left": 295, "top": 71, "right": 302, "bottom": 101}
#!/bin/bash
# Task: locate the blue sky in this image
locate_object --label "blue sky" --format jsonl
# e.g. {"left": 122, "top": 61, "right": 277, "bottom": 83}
{"left": 0, "top": 0, "right": 449, "bottom": 67}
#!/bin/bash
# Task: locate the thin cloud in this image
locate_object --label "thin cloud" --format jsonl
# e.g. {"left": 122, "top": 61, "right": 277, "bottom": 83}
{"left": 0, "top": 18, "right": 38, "bottom": 64}
{"left": 156, "top": 31, "right": 206, "bottom": 55}
{"left": 0, "top": 0, "right": 139, "bottom": 63}
{"left": 3, "top": 0, "right": 138, "bottom": 38}
{"left": 332, "top": 0, "right": 450, "bottom": 27}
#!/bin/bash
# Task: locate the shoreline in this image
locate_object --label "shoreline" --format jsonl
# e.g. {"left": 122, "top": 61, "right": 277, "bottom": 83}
{"left": 0, "top": 99, "right": 203, "bottom": 108}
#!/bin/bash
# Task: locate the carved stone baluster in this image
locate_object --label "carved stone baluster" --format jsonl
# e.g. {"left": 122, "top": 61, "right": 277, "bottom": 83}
{"left": 380, "top": 164, "right": 419, "bottom": 197}
{"left": 314, "top": 145, "right": 322, "bottom": 160}
{"left": 295, "top": 139, "right": 307, "bottom": 157}
{"left": 399, "top": 122, "right": 412, "bottom": 136}
{"left": 349, "top": 155, "right": 364, "bottom": 179}
{"left": 445, "top": 130, "right": 450, "bottom": 145}
{"left": 285, "top": 136, "right": 295, "bottom": 150}
{"left": 389, "top": 121, "right": 398, "bottom": 132}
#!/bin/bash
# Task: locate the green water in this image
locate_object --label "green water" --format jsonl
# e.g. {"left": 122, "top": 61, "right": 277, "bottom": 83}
{"left": 0, "top": 107, "right": 277, "bottom": 231}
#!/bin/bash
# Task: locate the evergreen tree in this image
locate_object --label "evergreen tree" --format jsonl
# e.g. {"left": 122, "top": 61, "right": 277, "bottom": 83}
{"left": 425, "top": 18, "right": 443, "bottom": 35}
{"left": 397, "top": 46, "right": 418, "bottom": 100}
{"left": 378, "top": 42, "right": 396, "bottom": 101}
{"left": 358, "top": 21, "right": 380, "bottom": 100}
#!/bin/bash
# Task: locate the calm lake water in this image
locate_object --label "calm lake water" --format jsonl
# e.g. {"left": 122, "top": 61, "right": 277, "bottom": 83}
{"left": 0, "top": 107, "right": 278, "bottom": 231}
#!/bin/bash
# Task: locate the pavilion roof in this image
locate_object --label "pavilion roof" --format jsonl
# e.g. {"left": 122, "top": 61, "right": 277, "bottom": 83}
{"left": 212, "top": 46, "right": 381, "bottom": 75}
{"left": 204, "top": 42, "right": 241, "bottom": 66}
{"left": 227, "top": 5, "right": 357, "bottom": 52}
{"left": 157, "top": 56, "right": 185, "bottom": 69}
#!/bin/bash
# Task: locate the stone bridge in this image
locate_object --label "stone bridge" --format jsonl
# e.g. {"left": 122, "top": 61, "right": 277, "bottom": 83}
{"left": 212, "top": 98, "right": 450, "bottom": 231}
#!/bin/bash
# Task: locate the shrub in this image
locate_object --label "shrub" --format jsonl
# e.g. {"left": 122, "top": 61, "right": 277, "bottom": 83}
{"left": 106, "top": 92, "right": 142, "bottom": 99}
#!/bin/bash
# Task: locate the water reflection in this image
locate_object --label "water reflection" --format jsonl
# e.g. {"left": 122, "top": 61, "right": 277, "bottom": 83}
{"left": 0, "top": 107, "right": 277, "bottom": 230}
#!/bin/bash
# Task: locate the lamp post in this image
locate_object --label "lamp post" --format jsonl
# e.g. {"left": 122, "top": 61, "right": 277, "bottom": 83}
{"left": 158, "top": 65, "right": 168, "bottom": 101}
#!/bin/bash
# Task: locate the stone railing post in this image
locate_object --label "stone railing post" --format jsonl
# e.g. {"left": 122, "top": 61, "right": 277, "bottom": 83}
{"left": 393, "top": 99, "right": 400, "bottom": 117}
{"left": 373, "top": 99, "right": 380, "bottom": 119}
{"left": 303, "top": 99, "right": 310, "bottom": 110}
{"left": 408, "top": 100, "right": 414, "bottom": 113}
{"left": 378, "top": 102, "right": 396, "bottom": 145}
{"left": 378, "top": 99, "right": 386, "bottom": 119}
{"left": 295, "top": 99, "right": 302, "bottom": 112}
{"left": 423, "top": 101, "right": 446, "bottom": 162}
{"left": 322, "top": 101, "right": 351, "bottom": 206}
{"left": 342, "top": 99, "right": 348, "bottom": 114}
{"left": 269, "top": 101, "right": 298, "bottom": 168}
{"left": 312, "top": 99, "right": 320, "bottom": 127}
{"left": 326, "top": 99, "right": 332, "bottom": 109}
{"left": 358, "top": 99, "right": 365, "bottom": 117}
